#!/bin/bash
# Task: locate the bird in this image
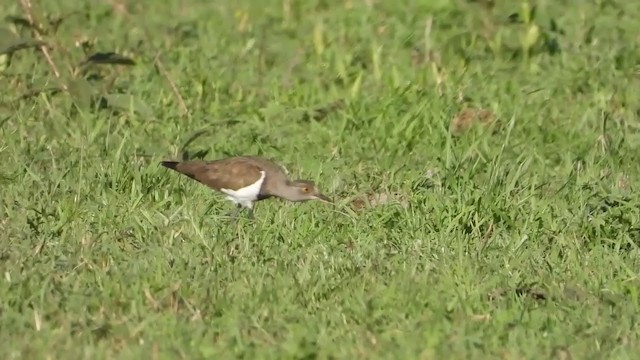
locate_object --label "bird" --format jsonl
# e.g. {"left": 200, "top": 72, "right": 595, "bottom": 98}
{"left": 160, "top": 156, "right": 331, "bottom": 221}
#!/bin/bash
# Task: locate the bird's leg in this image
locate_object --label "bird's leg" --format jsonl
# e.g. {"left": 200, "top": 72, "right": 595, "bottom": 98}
{"left": 244, "top": 200, "right": 258, "bottom": 221}
{"left": 247, "top": 207, "right": 255, "bottom": 221}
{"left": 227, "top": 204, "right": 243, "bottom": 224}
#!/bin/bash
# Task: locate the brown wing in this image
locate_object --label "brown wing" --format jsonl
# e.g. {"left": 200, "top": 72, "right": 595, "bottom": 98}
{"left": 162, "top": 158, "right": 267, "bottom": 191}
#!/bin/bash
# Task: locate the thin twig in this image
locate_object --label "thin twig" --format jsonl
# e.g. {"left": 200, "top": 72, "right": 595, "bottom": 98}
{"left": 104, "top": 0, "right": 190, "bottom": 118}
{"left": 18, "top": 0, "right": 66, "bottom": 90}
{"left": 153, "top": 52, "right": 190, "bottom": 117}
{"left": 424, "top": 16, "right": 433, "bottom": 63}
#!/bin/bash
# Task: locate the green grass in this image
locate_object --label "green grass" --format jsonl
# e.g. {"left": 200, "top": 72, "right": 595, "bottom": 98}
{"left": 2, "top": 0, "right": 640, "bottom": 358}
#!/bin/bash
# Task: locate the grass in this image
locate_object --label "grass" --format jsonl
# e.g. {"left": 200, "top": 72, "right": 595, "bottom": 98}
{"left": 1, "top": 0, "right": 640, "bottom": 358}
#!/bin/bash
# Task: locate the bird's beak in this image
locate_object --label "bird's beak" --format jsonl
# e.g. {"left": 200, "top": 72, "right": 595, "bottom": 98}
{"left": 314, "top": 193, "right": 333, "bottom": 203}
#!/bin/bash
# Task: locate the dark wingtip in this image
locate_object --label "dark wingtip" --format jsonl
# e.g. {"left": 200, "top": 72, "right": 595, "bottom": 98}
{"left": 160, "top": 161, "right": 179, "bottom": 170}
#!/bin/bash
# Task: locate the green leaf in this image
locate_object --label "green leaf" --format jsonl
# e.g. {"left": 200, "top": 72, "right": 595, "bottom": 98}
{"left": 47, "top": 11, "right": 82, "bottom": 34}
{"left": 67, "top": 78, "right": 97, "bottom": 112}
{"left": 521, "top": 24, "right": 540, "bottom": 53}
{"left": 0, "top": 27, "right": 46, "bottom": 56}
{"left": 0, "top": 108, "right": 10, "bottom": 128}
{"left": 350, "top": 71, "right": 363, "bottom": 99}
{"left": 0, "top": 53, "right": 10, "bottom": 72}
{"left": 5, "top": 15, "right": 34, "bottom": 30}
{"left": 0, "top": 38, "right": 46, "bottom": 55}
{"left": 0, "top": 27, "right": 16, "bottom": 41}
{"left": 15, "top": 77, "right": 64, "bottom": 100}
{"left": 519, "top": 2, "right": 537, "bottom": 24}
{"left": 101, "top": 94, "right": 152, "bottom": 117}
{"left": 0, "top": 172, "right": 14, "bottom": 184}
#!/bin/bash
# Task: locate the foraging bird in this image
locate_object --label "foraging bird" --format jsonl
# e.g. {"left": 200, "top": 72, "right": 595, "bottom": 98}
{"left": 160, "top": 156, "right": 331, "bottom": 220}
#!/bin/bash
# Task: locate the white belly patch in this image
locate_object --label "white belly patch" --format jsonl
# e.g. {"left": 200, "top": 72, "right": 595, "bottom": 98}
{"left": 220, "top": 170, "right": 266, "bottom": 209}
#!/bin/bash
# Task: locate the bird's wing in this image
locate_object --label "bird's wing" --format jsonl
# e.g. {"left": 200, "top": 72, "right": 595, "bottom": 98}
{"left": 176, "top": 159, "right": 266, "bottom": 191}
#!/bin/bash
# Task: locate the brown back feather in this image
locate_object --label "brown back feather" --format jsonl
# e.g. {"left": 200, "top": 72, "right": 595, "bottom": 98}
{"left": 161, "top": 157, "right": 289, "bottom": 194}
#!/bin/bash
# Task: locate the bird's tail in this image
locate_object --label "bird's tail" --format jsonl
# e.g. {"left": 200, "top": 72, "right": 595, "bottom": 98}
{"left": 160, "top": 161, "right": 179, "bottom": 170}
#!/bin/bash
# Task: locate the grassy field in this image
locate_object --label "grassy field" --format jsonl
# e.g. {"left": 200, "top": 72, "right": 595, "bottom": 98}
{"left": 2, "top": 0, "right": 640, "bottom": 358}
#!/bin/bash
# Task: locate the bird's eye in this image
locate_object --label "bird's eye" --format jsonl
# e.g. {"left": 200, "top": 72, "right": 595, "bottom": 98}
{"left": 302, "top": 187, "right": 310, "bottom": 193}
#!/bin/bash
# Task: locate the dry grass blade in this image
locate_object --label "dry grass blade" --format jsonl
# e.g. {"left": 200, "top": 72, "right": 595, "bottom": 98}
{"left": 303, "top": 99, "right": 346, "bottom": 122}
{"left": 18, "top": 0, "right": 63, "bottom": 87}
{"left": 450, "top": 107, "right": 496, "bottom": 135}
{"left": 103, "top": 0, "right": 190, "bottom": 118}
{"left": 153, "top": 51, "right": 190, "bottom": 117}
{"left": 351, "top": 191, "right": 409, "bottom": 211}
